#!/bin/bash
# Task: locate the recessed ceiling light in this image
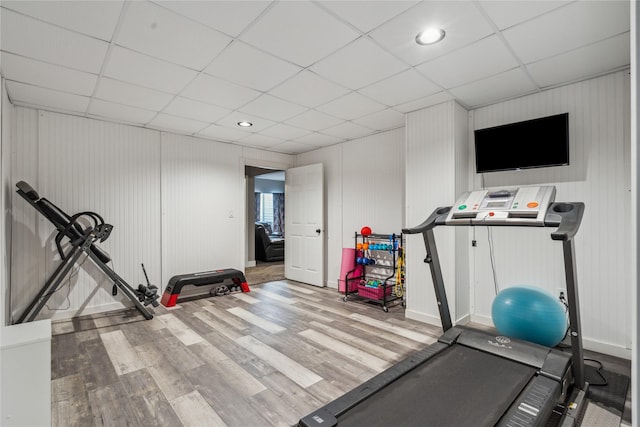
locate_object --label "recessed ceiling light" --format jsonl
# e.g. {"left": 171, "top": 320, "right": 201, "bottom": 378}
{"left": 237, "top": 121, "right": 253, "bottom": 127}
{"left": 415, "top": 28, "right": 445, "bottom": 45}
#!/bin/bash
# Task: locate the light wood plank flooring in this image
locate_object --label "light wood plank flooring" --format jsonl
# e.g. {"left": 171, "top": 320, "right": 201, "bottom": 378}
{"left": 51, "top": 280, "right": 441, "bottom": 426}
{"left": 51, "top": 279, "right": 630, "bottom": 426}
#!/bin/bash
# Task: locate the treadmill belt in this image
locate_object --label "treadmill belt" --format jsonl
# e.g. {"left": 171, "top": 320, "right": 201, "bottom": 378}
{"left": 338, "top": 344, "right": 537, "bottom": 427}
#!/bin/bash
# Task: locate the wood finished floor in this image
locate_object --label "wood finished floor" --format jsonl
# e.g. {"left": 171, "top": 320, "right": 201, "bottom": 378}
{"left": 51, "top": 280, "right": 440, "bottom": 426}
{"left": 51, "top": 279, "right": 631, "bottom": 427}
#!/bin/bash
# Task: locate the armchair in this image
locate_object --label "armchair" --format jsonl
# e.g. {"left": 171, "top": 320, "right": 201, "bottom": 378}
{"left": 255, "top": 223, "right": 284, "bottom": 262}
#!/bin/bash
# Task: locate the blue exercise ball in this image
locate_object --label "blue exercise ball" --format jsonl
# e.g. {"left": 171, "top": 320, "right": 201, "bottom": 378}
{"left": 491, "top": 286, "right": 567, "bottom": 347}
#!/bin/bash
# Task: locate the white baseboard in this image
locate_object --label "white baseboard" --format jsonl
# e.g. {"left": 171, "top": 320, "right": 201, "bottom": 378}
{"left": 581, "top": 338, "right": 631, "bottom": 360}
{"left": 45, "top": 301, "right": 129, "bottom": 322}
{"left": 405, "top": 309, "right": 442, "bottom": 327}
{"left": 246, "top": 260, "right": 256, "bottom": 268}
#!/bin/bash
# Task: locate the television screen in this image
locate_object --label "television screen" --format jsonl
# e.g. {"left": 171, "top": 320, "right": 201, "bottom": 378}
{"left": 474, "top": 113, "right": 569, "bottom": 173}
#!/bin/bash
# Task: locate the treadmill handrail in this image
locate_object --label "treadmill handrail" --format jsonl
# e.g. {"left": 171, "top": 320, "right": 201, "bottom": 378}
{"left": 545, "top": 202, "right": 585, "bottom": 241}
{"left": 402, "top": 206, "right": 450, "bottom": 235}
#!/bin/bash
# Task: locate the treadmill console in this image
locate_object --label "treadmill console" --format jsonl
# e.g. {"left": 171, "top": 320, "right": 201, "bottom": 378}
{"left": 446, "top": 186, "right": 556, "bottom": 226}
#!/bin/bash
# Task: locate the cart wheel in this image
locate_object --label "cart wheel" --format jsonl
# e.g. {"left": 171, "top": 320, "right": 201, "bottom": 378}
{"left": 383, "top": 306, "right": 389, "bottom": 312}
{"left": 343, "top": 296, "right": 348, "bottom": 302}
{"left": 402, "top": 301, "right": 406, "bottom": 308}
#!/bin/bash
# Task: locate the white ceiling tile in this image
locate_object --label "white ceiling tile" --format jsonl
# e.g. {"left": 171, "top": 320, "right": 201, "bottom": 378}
{"left": 317, "top": 92, "right": 386, "bottom": 121}
{"left": 88, "top": 99, "right": 157, "bottom": 125}
{"left": 449, "top": 68, "right": 537, "bottom": 108}
{"left": 269, "top": 70, "right": 350, "bottom": 108}
{"left": 270, "top": 140, "right": 318, "bottom": 154}
{"left": 260, "top": 123, "right": 311, "bottom": 140}
{"left": 162, "top": 97, "right": 231, "bottom": 123}
{"left": 6, "top": 80, "right": 89, "bottom": 113}
{"left": 116, "top": 1, "right": 231, "bottom": 71}
{"left": 527, "top": 33, "right": 630, "bottom": 88}
{"left": 239, "top": 94, "right": 308, "bottom": 122}
{"left": 318, "top": 1, "right": 419, "bottom": 33}
{"left": 180, "top": 73, "right": 261, "bottom": 110}
{"left": 238, "top": 132, "right": 282, "bottom": 149}
{"left": 479, "top": 1, "right": 567, "bottom": 30}
{"left": 147, "top": 113, "right": 209, "bottom": 134}
{"left": 154, "top": 1, "right": 272, "bottom": 38}
{"left": 286, "top": 109, "right": 344, "bottom": 132}
{"left": 2, "top": 0, "right": 123, "bottom": 41}
{"left": 417, "top": 35, "right": 519, "bottom": 89}
{"left": 239, "top": 1, "right": 360, "bottom": 67}
{"left": 369, "top": 1, "right": 494, "bottom": 66}
{"left": 95, "top": 78, "right": 173, "bottom": 111}
{"left": 293, "top": 132, "right": 344, "bottom": 147}
{"left": 1, "top": 52, "right": 97, "bottom": 96}
{"left": 311, "top": 37, "right": 408, "bottom": 90}
{"left": 216, "top": 113, "right": 276, "bottom": 133}
{"left": 104, "top": 46, "right": 197, "bottom": 94}
{"left": 352, "top": 108, "right": 405, "bottom": 131}
{"left": 204, "top": 41, "right": 301, "bottom": 91}
{"left": 358, "top": 69, "right": 440, "bottom": 106}
{"left": 503, "top": 0, "right": 630, "bottom": 64}
{"left": 394, "top": 90, "right": 454, "bottom": 113}
{"left": 320, "top": 121, "right": 374, "bottom": 140}
{"left": 197, "top": 124, "right": 251, "bottom": 142}
{"left": 1, "top": 8, "right": 109, "bottom": 73}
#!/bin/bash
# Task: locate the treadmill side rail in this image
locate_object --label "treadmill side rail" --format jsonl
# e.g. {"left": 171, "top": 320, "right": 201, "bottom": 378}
{"left": 497, "top": 375, "right": 562, "bottom": 427}
{"left": 539, "top": 350, "right": 572, "bottom": 383}
{"left": 299, "top": 409, "right": 338, "bottom": 427}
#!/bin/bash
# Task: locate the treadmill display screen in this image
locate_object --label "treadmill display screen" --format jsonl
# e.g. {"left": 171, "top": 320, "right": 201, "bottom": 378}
{"left": 486, "top": 201, "right": 507, "bottom": 208}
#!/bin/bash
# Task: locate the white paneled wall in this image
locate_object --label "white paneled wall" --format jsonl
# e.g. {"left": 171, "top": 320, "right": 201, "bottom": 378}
{"left": 402, "top": 71, "right": 630, "bottom": 357}
{"left": 341, "top": 129, "right": 405, "bottom": 244}
{"left": 160, "top": 133, "right": 244, "bottom": 284}
{"left": 11, "top": 110, "right": 162, "bottom": 321}
{"left": 470, "top": 71, "right": 631, "bottom": 355}
{"left": 7, "top": 108, "right": 283, "bottom": 322}
{"left": 296, "top": 129, "right": 404, "bottom": 289}
{"left": 11, "top": 107, "right": 44, "bottom": 322}
{"left": 3, "top": 70, "right": 632, "bottom": 357}
{"left": 405, "top": 101, "right": 467, "bottom": 326}
{"left": 1, "top": 79, "right": 11, "bottom": 326}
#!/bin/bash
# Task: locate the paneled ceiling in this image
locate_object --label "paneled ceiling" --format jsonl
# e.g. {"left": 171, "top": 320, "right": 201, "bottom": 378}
{"left": 0, "top": 1, "right": 630, "bottom": 155}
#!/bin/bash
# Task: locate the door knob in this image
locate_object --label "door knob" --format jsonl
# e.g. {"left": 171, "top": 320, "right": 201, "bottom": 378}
{"left": 316, "top": 228, "right": 321, "bottom": 234}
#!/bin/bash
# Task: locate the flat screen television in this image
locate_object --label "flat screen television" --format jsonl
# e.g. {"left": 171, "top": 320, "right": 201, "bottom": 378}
{"left": 474, "top": 113, "right": 569, "bottom": 173}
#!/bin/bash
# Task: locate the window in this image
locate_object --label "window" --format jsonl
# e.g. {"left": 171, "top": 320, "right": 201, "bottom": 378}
{"left": 259, "top": 193, "right": 274, "bottom": 224}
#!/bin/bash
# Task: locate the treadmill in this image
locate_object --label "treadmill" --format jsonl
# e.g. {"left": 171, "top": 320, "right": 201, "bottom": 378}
{"left": 299, "top": 186, "right": 588, "bottom": 427}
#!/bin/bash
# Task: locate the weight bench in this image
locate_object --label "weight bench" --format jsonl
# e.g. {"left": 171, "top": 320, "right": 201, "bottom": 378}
{"left": 160, "top": 269, "right": 250, "bottom": 307}
{"left": 14, "top": 181, "right": 159, "bottom": 323}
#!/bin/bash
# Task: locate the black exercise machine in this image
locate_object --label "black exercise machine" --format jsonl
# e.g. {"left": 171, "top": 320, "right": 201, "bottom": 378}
{"left": 14, "top": 181, "right": 159, "bottom": 324}
{"left": 299, "top": 186, "right": 588, "bottom": 427}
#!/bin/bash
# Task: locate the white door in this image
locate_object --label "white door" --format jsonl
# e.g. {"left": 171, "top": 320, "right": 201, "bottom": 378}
{"left": 285, "top": 163, "right": 324, "bottom": 286}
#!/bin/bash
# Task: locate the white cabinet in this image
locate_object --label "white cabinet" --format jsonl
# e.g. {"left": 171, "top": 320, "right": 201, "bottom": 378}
{"left": 1, "top": 319, "right": 52, "bottom": 427}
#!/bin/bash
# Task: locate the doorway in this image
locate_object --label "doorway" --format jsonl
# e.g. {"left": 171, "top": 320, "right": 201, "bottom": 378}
{"left": 245, "top": 166, "right": 285, "bottom": 280}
